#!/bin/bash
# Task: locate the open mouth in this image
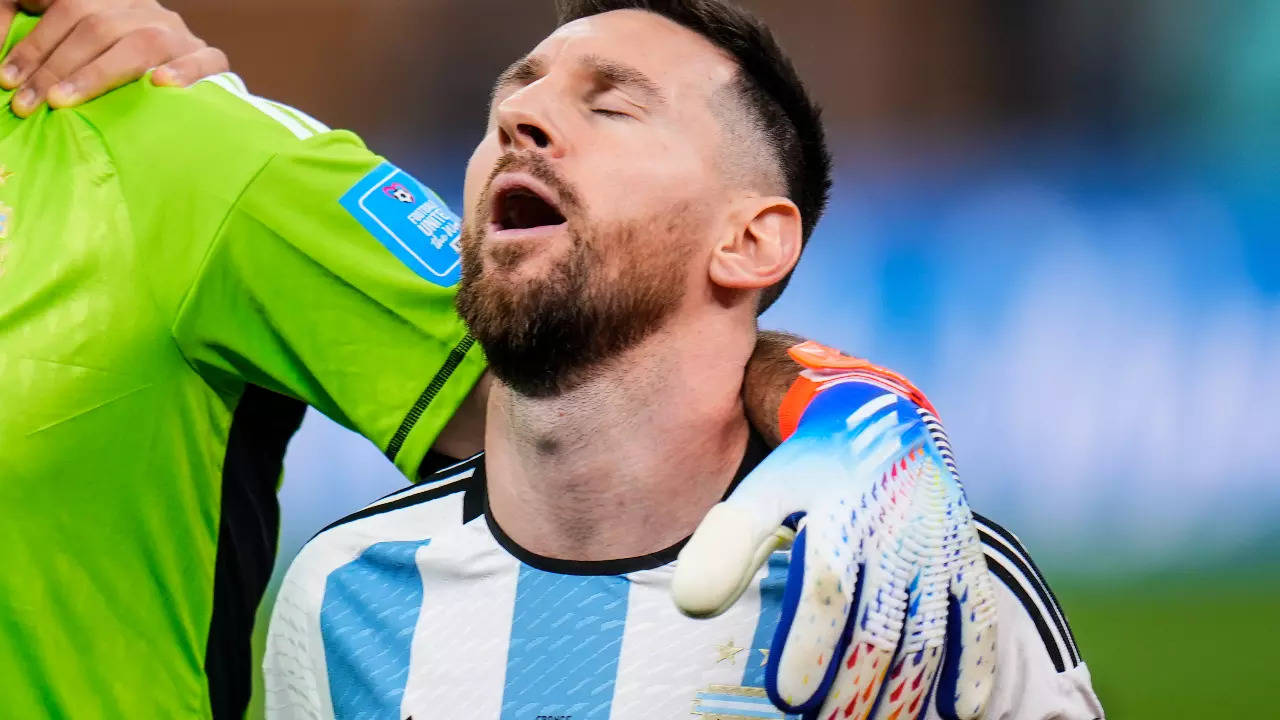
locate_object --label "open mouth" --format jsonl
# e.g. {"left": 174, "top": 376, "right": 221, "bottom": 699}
{"left": 491, "top": 178, "right": 567, "bottom": 233}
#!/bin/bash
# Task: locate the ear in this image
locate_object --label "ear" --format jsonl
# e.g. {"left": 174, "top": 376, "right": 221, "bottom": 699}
{"left": 709, "top": 197, "right": 803, "bottom": 294}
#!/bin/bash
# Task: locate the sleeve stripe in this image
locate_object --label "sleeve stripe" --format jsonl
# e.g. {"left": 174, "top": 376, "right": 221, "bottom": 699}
{"left": 199, "top": 72, "right": 316, "bottom": 140}
{"left": 977, "top": 518, "right": 1081, "bottom": 667}
{"left": 917, "top": 407, "right": 1082, "bottom": 671}
{"left": 976, "top": 514, "right": 1081, "bottom": 663}
{"left": 213, "top": 71, "right": 330, "bottom": 136}
{"left": 212, "top": 70, "right": 330, "bottom": 136}
{"left": 253, "top": 90, "right": 332, "bottom": 137}
{"left": 983, "top": 552, "right": 1067, "bottom": 673}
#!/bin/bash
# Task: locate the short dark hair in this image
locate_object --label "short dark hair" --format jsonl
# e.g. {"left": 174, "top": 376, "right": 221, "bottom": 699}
{"left": 555, "top": 0, "right": 832, "bottom": 313}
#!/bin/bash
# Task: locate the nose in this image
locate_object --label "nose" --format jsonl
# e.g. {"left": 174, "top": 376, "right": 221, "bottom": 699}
{"left": 495, "top": 85, "right": 564, "bottom": 157}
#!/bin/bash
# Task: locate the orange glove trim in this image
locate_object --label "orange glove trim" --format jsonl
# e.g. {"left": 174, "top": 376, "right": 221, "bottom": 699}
{"left": 778, "top": 341, "right": 940, "bottom": 441}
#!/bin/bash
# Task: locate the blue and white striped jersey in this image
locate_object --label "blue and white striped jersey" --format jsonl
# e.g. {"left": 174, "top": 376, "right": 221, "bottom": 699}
{"left": 265, "top": 451, "right": 1102, "bottom": 720}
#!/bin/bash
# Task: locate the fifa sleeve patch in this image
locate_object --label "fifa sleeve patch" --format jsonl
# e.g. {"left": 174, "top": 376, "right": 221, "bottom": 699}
{"left": 339, "top": 162, "right": 462, "bottom": 286}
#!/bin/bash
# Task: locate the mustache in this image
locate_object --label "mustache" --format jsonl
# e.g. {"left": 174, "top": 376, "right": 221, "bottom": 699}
{"left": 481, "top": 152, "right": 583, "bottom": 215}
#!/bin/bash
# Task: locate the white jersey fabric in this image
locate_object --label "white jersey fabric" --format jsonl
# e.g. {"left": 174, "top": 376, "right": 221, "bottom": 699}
{"left": 265, "top": 446, "right": 1103, "bottom": 720}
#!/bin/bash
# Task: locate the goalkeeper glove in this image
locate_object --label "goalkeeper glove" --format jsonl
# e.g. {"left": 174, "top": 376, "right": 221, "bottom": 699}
{"left": 674, "top": 341, "right": 998, "bottom": 720}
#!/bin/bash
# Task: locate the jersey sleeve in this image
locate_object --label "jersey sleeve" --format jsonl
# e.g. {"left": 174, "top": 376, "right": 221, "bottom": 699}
{"left": 72, "top": 72, "right": 485, "bottom": 477}
{"left": 170, "top": 126, "right": 485, "bottom": 477}
{"left": 971, "top": 520, "right": 1106, "bottom": 720}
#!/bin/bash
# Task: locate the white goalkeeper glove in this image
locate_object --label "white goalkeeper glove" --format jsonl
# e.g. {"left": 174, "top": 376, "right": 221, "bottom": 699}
{"left": 674, "top": 342, "right": 998, "bottom": 720}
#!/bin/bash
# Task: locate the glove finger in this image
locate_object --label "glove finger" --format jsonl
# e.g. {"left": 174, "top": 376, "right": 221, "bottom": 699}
{"left": 865, "top": 540, "right": 948, "bottom": 720}
{"left": 934, "top": 525, "right": 998, "bottom": 720}
{"left": 766, "top": 503, "right": 863, "bottom": 713}
{"left": 808, "top": 576, "right": 896, "bottom": 720}
{"left": 674, "top": 438, "right": 837, "bottom": 618}
{"left": 678, "top": 384, "right": 923, "bottom": 620}
{"left": 810, "top": 449, "right": 926, "bottom": 720}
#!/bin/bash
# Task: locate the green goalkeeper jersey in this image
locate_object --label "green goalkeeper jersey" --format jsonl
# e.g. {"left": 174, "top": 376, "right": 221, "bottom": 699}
{"left": 0, "top": 14, "right": 486, "bottom": 718}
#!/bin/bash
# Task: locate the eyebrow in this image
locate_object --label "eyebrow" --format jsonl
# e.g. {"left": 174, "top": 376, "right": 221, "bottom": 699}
{"left": 492, "top": 55, "right": 546, "bottom": 100}
{"left": 580, "top": 54, "right": 667, "bottom": 108}
{"left": 490, "top": 53, "right": 668, "bottom": 108}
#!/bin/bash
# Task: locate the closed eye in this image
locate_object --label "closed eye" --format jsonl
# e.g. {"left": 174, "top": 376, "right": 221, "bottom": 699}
{"left": 592, "top": 108, "right": 632, "bottom": 119}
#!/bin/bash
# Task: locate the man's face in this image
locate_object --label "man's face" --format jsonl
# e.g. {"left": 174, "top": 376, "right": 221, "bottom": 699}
{"left": 456, "top": 10, "right": 742, "bottom": 397}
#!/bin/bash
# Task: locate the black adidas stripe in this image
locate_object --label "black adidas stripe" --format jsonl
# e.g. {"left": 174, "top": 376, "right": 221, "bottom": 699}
{"left": 977, "top": 516, "right": 1080, "bottom": 664}
{"left": 982, "top": 554, "right": 1067, "bottom": 673}
{"left": 372, "top": 453, "right": 483, "bottom": 504}
{"left": 310, "top": 464, "right": 476, "bottom": 539}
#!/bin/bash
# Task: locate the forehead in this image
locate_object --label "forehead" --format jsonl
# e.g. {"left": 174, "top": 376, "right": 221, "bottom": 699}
{"left": 528, "top": 10, "right": 738, "bottom": 97}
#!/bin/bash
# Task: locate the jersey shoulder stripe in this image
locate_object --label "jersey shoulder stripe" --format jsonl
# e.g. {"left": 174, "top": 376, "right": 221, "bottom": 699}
{"left": 976, "top": 513, "right": 1081, "bottom": 672}
{"left": 312, "top": 456, "right": 480, "bottom": 538}
{"left": 197, "top": 72, "right": 329, "bottom": 140}
{"left": 374, "top": 452, "right": 482, "bottom": 505}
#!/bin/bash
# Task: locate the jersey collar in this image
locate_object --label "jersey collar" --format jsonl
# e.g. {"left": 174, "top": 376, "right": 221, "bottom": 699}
{"left": 469, "top": 428, "right": 770, "bottom": 576}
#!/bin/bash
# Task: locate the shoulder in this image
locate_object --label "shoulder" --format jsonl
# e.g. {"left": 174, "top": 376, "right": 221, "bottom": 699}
{"left": 70, "top": 73, "right": 367, "bottom": 198}
{"left": 315, "top": 453, "right": 482, "bottom": 541}
{"left": 972, "top": 514, "right": 1106, "bottom": 718}
{"left": 974, "top": 513, "right": 1083, "bottom": 674}
{"left": 285, "top": 454, "right": 484, "bottom": 592}
{"left": 75, "top": 72, "right": 331, "bottom": 144}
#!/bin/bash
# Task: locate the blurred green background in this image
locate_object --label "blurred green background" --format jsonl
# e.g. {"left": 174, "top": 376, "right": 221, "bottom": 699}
{"left": 158, "top": 1, "right": 1279, "bottom": 717}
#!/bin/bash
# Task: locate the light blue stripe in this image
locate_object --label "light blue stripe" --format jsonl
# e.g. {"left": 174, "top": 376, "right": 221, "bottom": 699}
{"left": 742, "top": 552, "right": 789, "bottom": 688}
{"left": 321, "top": 539, "right": 431, "bottom": 720}
{"left": 500, "top": 566, "right": 629, "bottom": 720}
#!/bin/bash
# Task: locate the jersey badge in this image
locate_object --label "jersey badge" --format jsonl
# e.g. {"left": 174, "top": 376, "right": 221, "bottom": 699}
{"left": 382, "top": 182, "right": 415, "bottom": 204}
{"left": 0, "top": 165, "right": 14, "bottom": 185}
{"left": 0, "top": 201, "right": 11, "bottom": 240}
{"left": 340, "top": 162, "right": 462, "bottom": 286}
{"left": 692, "top": 684, "right": 787, "bottom": 719}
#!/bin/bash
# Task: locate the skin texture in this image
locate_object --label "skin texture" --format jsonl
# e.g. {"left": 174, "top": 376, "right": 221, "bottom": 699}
{"left": 0, "top": 0, "right": 228, "bottom": 117}
{"left": 469, "top": 9, "right": 804, "bottom": 561}
{"left": 743, "top": 329, "right": 805, "bottom": 446}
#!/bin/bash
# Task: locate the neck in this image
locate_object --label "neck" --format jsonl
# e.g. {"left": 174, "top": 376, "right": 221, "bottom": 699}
{"left": 484, "top": 313, "right": 754, "bottom": 562}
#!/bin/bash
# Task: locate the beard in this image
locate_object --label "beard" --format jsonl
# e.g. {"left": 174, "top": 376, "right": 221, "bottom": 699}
{"left": 455, "top": 156, "right": 700, "bottom": 398}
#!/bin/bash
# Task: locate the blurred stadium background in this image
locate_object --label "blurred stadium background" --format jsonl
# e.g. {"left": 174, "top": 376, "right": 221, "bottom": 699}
{"left": 165, "top": 1, "right": 1278, "bottom": 716}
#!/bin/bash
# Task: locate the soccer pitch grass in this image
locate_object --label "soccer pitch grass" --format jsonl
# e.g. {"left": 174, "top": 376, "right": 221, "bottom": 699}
{"left": 1055, "top": 564, "right": 1278, "bottom": 718}
{"left": 247, "top": 564, "right": 1278, "bottom": 718}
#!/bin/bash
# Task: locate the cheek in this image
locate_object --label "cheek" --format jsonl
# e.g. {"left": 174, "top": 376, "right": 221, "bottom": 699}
{"left": 615, "top": 134, "right": 715, "bottom": 207}
{"left": 463, "top": 136, "right": 501, "bottom": 220}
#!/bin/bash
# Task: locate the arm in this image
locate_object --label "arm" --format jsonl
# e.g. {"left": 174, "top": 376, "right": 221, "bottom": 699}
{"left": 70, "top": 72, "right": 486, "bottom": 479}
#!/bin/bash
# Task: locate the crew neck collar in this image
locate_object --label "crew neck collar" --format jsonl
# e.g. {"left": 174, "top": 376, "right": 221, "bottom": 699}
{"left": 469, "top": 428, "right": 770, "bottom": 576}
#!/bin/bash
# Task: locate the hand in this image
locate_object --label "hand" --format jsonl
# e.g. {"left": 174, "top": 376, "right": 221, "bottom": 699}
{"left": 674, "top": 367, "right": 998, "bottom": 719}
{"left": 1, "top": 0, "right": 229, "bottom": 117}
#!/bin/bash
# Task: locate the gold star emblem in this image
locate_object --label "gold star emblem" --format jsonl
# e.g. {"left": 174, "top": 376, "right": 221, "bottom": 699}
{"left": 0, "top": 165, "right": 12, "bottom": 185}
{"left": 716, "top": 639, "right": 745, "bottom": 665}
{"left": 758, "top": 648, "right": 770, "bottom": 666}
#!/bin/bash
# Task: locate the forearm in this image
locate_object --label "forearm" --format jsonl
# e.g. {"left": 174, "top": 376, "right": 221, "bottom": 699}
{"left": 743, "top": 330, "right": 806, "bottom": 447}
